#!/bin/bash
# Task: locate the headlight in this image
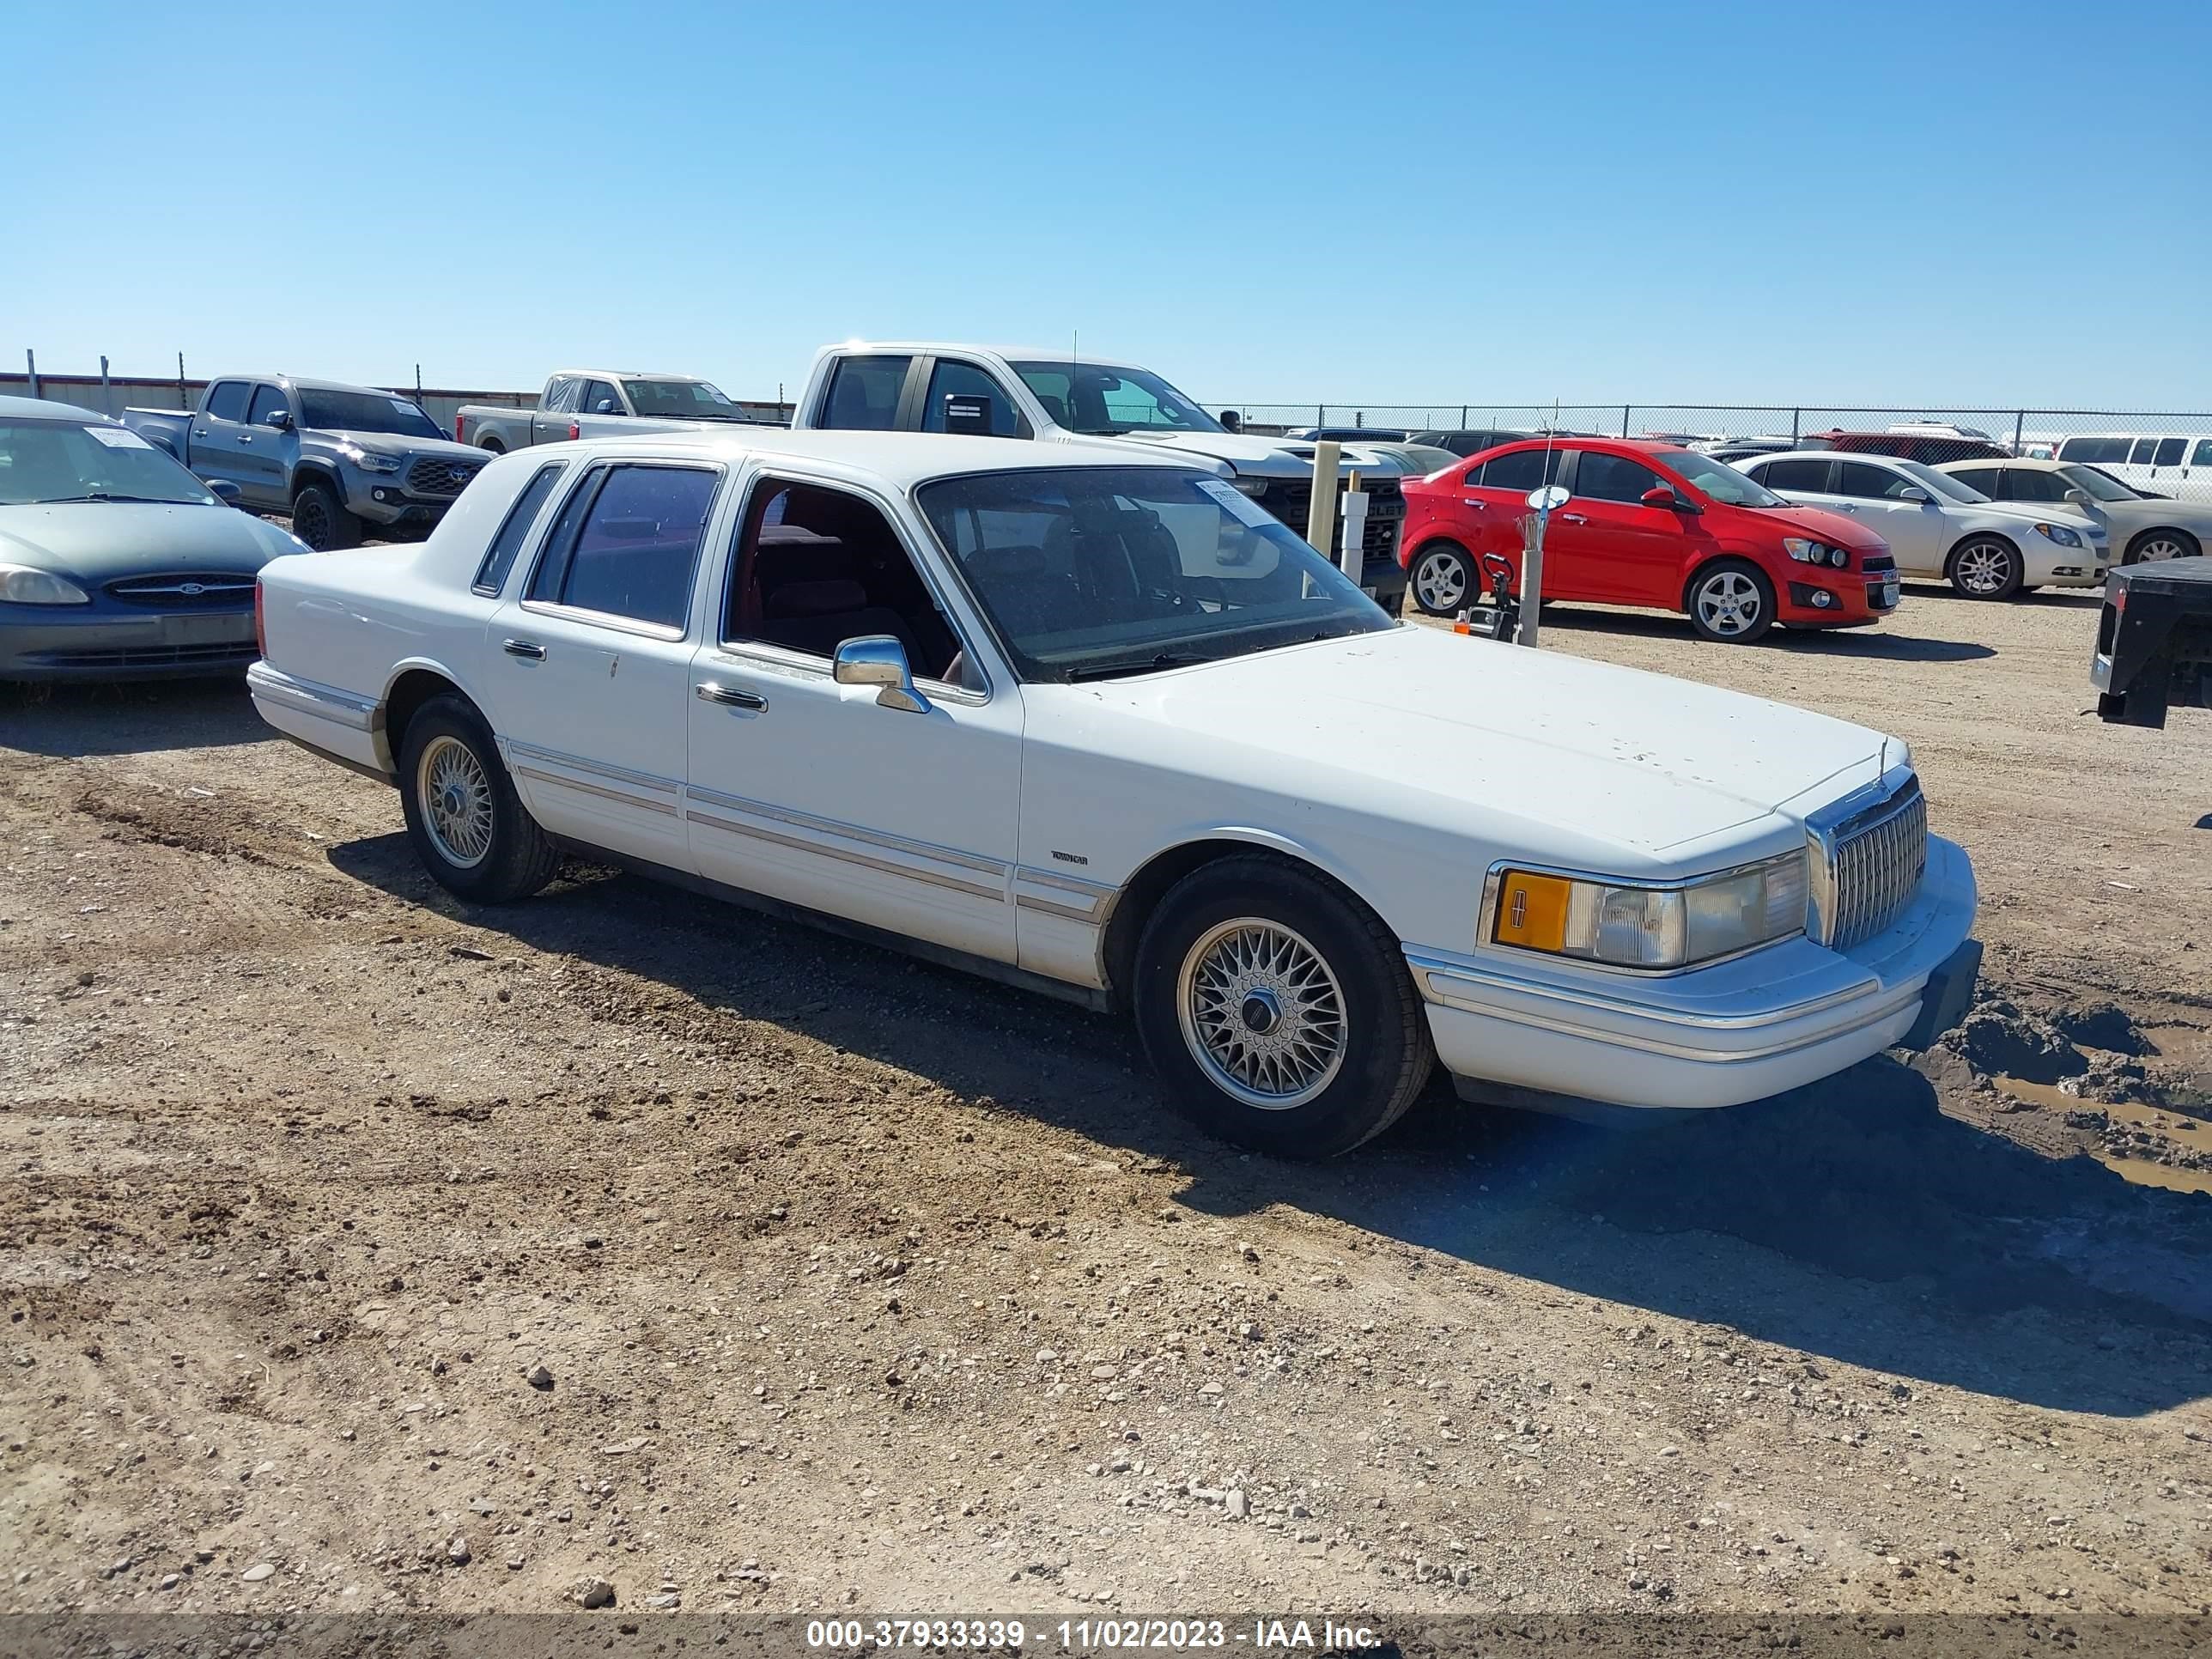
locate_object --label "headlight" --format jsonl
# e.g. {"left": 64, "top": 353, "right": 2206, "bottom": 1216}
{"left": 1231, "top": 477, "right": 1267, "bottom": 497}
{"left": 1491, "top": 851, "right": 1808, "bottom": 969}
{"left": 0, "top": 563, "right": 91, "bottom": 605}
{"left": 2032, "top": 521, "right": 2082, "bottom": 548}
{"left": 340, "top": 447, "right": 404, "bottom": 473}
{"left": 1783, "top": 538, "right": 1850, "bottom": 568}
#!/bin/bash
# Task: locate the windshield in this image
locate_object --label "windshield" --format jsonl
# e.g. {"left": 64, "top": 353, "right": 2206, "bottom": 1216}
{"left": 623, "top": 379, "right": 741, "bottom": 421}
{"left": 2057, "top": 464, "right": 2140, "bottom": 502}
{"left": 0, "top": 420, "right": 220, "bottom": 506}
{"left": 1659, "top": 449, "right": 1784, "bottom": 507}
{"left": 1009, "top": 362, "right": 1224, "bottom": 437}
{"left": 297, "top": 389, "right": 444, "bottom": 440}
{"left": 1893, "top": 458, "right": 1987, "bottom": 503}
{"left": 916, "top": 465, "right": 1391, "bottom": 684}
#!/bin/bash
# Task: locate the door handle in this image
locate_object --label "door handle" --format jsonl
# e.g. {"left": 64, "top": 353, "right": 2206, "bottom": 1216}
{"left": 501, "top": 638, "right": 546, "bottom": 660}
{"left": 1462, "top": 499, "right": 1486, "bottom": 509}
{"left": 1559, "top": 512, "right": 1587, "bottom": 524}
{"left": 696, "top": 682, "right": 767, "bottom": 710}
{"left": 193, "top": 428, "right": 207, "bottom": 437}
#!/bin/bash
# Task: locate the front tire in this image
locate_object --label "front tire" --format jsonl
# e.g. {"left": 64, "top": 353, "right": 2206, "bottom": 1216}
{"left": 1947, "top": 535, "right": 2023, "bottom": 599}
{"left": 397, "top": 695, "right": 558, "bottom": 902}
{"left": 1133, "top": 855, "right": 1431, "bottom": 1158}
{"left": 290, "top": 480, "right": 362, "bottom": 551}
{"left": 1408, "top": 542, "right": 1477, "bottom": 617}
{"left": 1685, "top": 558, "right": 1776, "bottom": 644}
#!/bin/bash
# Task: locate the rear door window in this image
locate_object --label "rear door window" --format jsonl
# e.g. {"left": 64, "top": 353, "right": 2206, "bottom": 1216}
{"left": 2195, "top": 441, "right": 2212, "bottom": 467}
{"left": 819, "top": 356, "right": 914, "bottom": 430}
{"left": 204, "top": 381, "right": 250, "bottom": 423}
{"left": 1758, "top": 458, "right": 1834, "bottom": 492}
{"left": 2153, "top": 437, "right": 2186, "bottom": 466}
{"left": 921, "top": 361, "right": 1025, "bottom": 437}
{"left": 1475, "top": 447, "right": 1565, "bottom": 493}
{"left": 553, "top": 465, "right": 719, "bottom": 628}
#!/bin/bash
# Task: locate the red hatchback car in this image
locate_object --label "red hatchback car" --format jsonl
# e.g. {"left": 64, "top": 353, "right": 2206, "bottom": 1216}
{"left": 1399, "top": 439, "right": 1899, "bottom": 643}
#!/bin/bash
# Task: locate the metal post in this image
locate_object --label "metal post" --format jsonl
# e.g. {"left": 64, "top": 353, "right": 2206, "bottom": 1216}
{"left": 2013, "top": 410, "right": 2025, "bottom": 454}
{"left": 1791, "top": 407, "right": 1801, "bottom": 442}
{"left": 416, "top": 363, "right": 423, "bottom": 398}
{"left": 24, "top": 349, "right": 38, "bottom": 399}
{"left": 100, "top": 355, "right": 111, "bottom": 413}
{"left": 1307, "top": 441, "right": 1341, "bottom": 557}
{"left": 1621, "top": 404, "right": 1632, "bottom": 438}
{"left": 1340, "top": 469, "right": 1368, "bottom": 585}
{"left": 1316, "top": 404, "right": 1325, "bottom": 429}
{"left": 1461, "top": 404, "right": 1468, "bottom": 428}
{"left": 1520, "top": 510, "right": 1545, "bottom": 650}
{"left": 178, "top": 352, "right": 188, "bottom": 410}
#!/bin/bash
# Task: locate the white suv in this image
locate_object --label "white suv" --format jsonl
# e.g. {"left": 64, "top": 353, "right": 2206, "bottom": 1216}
{"left": 1737, "top": 452, "right": 2108, "bottom": 599}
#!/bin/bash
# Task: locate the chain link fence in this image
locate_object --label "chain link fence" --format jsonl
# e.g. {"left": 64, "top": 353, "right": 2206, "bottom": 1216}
{"left": 1216, "top": 402, "right": 2212, "bottom": 458}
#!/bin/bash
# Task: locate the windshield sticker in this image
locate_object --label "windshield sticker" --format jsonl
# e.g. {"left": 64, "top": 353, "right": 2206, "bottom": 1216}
{"left": 390, "top": 398, "right": 421, "bottom": 417}
{"left": 86, "top": 425, "right": 154, "bottom": 449}
{"left": 1194, "top": 476, "right": 1276, "bottom": 527}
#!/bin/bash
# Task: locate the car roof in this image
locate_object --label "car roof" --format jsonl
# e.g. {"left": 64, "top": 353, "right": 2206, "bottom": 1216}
{"left": 1491, "top": 435, "right": 1692, "bottom": 459}
{"left": 0, "top": 394, "right": 112, "bottom": 422}
{"left": 1744, "top": 449, "right": 1904, "bottom": 466}
{"left": 831, "top": 342, "right": 1152, "bottom": 373}
{"left": 550, "top": 369, "right": 712, "bottom": 381}
{"left": 552, "top": 427, "right": 1222, "bottom": 489}
{"left": 212, "top": 374, "right": 428, "bottom": 400}
{"left": 1938, "top": 456, "right": 2055, "bottom": 469}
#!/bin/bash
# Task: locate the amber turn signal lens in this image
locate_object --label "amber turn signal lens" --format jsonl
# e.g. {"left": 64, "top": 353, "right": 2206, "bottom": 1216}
{"left": 1493, "top": 871, "right": 1571, "bottom": 952}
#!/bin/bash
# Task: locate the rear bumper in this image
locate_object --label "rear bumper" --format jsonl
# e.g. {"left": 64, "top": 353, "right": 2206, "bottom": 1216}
{"left": 246, "top": 659, "right": 393, "bottom": 779}
{"left": 2, "top": 605, "right": 258, "bottom": 682}
{"left": 1408, "top": 834, "right": 1977, "bottom": 1110}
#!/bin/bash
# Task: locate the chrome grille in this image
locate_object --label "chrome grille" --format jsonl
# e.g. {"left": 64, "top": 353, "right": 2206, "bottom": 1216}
{"left": 106, "top": 574, "right": 257, "bottom": 609}
{"left": 1254, "top": 475, "right": 1404, "bottom": 560}
{"left": 1822, "top": 781, "right": 1928, "bottom": 951}
{"left": 405, "top": 457, "right": 484, "bottom": 496}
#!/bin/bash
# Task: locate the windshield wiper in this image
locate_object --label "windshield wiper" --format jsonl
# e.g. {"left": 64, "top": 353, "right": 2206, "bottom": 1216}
{"left": 1065, "top": 651, "right": 1212, "bottom": 682}
{"left": 29, "top": 492, "right": 185, "bottom": 505}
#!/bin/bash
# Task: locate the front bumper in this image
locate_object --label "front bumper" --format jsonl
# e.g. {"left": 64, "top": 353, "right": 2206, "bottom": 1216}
{"left": 2, "top": 604, "right": 258, "bottom": 682}
{"left": 1407, "top": 834, "right": 1977, "bottom": 1110}
{"left": 2025, "top": 539, "right": 2108, "bottom": 588}
{"left": 1778, "top": 562, "right": 1896, "bottom": 627}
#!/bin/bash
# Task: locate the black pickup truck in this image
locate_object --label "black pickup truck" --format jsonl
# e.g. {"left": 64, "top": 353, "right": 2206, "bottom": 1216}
{"left": 2093, "top": 556, "right": 2212, "bottom": 728}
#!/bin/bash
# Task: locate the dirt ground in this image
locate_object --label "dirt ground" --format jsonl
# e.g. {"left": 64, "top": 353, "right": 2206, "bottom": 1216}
{"left": 3, "top": 582, "right": 2209, "bottom": 1638}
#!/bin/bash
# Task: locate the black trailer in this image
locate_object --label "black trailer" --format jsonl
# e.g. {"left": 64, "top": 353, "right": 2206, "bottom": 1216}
{"left": 2093, "top": 556, "right": 2212, "bottom": 728}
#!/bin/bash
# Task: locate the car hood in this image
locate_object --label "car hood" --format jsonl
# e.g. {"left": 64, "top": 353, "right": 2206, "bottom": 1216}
{"left": 1036, "top": 624, "right": 1896, "bottom": 873}
{"left": 313, "top": 428, "right": 483, "bottom": 462}
{"left": 1101, "top": 428, "right": 1411, "bottom": 480}
{"left": 2066, "top": 496, "right": 2212, "bottom": 538}
{"left": 0, "top": 503, "right": 293, "bottom": 580}
{"left": 1972, "top": 501, "right": 2105, "bottom": 539}
{"left": 1747, "top": 501, "right": 1893, "bottom": 553}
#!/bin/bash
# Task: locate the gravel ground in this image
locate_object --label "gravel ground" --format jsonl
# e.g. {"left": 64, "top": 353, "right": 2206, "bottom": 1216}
{"left": 2, "top": 582, "right": 2209, "bottom": 1633}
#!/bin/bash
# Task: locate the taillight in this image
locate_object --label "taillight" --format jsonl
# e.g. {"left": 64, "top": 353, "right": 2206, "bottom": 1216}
{"left": 253, "top": 579, "right": 266, "bottom": 658}
{"left": 453, "top": 414, "right": 467, "bottom": 443}
{"left": 568, "top": 422, "right": 580, "bottom": 441}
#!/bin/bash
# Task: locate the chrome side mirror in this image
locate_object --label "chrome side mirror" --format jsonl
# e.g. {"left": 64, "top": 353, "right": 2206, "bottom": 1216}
{"left": 1899, "top": 486, "right": 1930, "bottom": 503}
{"left": 2064, "top": 487, "right": 2090, "bottom": 506}
{"left": 262, "top": 409, "right": 293, "bottom": 430}
{"left": 833, "top": 635, "right": 932, "bottom": 714}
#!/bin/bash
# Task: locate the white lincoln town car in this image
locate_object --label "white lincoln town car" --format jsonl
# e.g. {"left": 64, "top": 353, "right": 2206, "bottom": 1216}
{"left": 248, "top": 429, "right": 1979, "bottom": 1158}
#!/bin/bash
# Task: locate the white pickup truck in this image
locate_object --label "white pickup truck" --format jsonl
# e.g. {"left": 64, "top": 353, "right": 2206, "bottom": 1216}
{"left": 454, "top": 371, "right": 757, "bottom": 454}
{"left": 248, "top": 426, "right": 1980, "bottom": 1158}
{"left": 790, "top": 343, "right": 1413, "bottom": 608}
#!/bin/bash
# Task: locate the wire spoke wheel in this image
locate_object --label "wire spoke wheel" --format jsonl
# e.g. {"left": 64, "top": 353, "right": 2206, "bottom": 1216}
{"left": 1694, "top": 569, "right": 1762, "bottom": 635}
{"left": 1176, "top": 918, "right": 1347, "bottom": 1111}
{"left": 1413, "top": 550, "right": 1468, "bottom": 613}
{"left": 417, "top": 734, "right": 495, "bottom": 869}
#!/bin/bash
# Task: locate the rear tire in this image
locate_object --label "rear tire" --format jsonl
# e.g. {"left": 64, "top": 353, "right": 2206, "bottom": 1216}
{"left": 478, "top": 437, "right": 507, "bottom": 455}
{"left": 290, "top": 480, "right": 362, "bottom": 551}
{"left": 1946, "top": 535, "right": 2022, "bottom": 599}
{"left": 397, "top": 694, "right": 558, "bottom": 902}
{"left": 1132, "top": 855, "right": 1431, "bottom": 1158}
{"left": 1408, "top": 542, "right": 1478, "bottom": 617}
{"left": 2124, "top": 528, "right": 2199, "bottom": 564}
{"left": 1685, "top": 558, "right": 1777, "bottom": 644}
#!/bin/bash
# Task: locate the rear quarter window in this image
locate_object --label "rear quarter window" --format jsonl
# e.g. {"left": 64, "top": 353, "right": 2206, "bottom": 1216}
{"left": 472, "top": 463, "right": 568, "bottom": 596}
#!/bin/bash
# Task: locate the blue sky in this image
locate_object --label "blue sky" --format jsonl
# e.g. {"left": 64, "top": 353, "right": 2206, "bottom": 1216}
{"left": 10, "top": 2, "right": 2209, "bottom": 409}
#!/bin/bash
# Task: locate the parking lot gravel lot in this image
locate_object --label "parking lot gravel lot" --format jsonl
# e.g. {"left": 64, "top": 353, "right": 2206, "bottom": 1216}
{"left": 3, "top": 582, "right": 2209, "bottom": 1632}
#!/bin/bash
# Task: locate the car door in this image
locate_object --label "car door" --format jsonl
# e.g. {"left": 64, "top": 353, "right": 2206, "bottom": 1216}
{"left": 1559, "top": 448, "right": 1702, "bottom": 605}
{"left": 1819, "top": 460, "right": 1948, "bottom": 575}
{"left": 531, "top": 377, "right": 579, "bottom": 444}
{"left": 683, "top": 465, "right": 1021, "bottom": 964}
{"left": 1455, "top": 445, "right": 1570, "bottom": 588}
{"left": 241, "top": 383, "right": 296, "bottom": 504}
{"left": 479, "top": 458, "right": 724, "bottom": 871}
{"left": 191, "top": 380, "right": 257, "bottom": 497}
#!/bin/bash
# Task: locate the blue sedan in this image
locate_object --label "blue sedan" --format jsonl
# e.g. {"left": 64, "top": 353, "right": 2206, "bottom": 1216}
{"left": 1, "top": 395, "right": 307, "bottom": 681}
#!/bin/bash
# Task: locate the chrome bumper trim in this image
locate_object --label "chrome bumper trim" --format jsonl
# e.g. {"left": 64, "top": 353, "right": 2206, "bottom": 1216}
{"left": 245, "top": 660, "right": 377, "bottom": 730}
